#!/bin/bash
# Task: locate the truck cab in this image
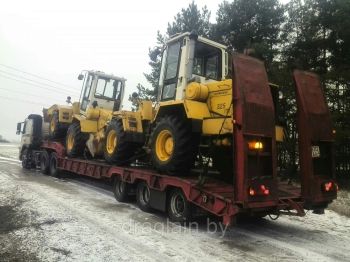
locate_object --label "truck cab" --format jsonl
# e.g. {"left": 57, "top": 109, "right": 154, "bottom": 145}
{"left": 16, "top": 114, "right": 49, "bottom": 167}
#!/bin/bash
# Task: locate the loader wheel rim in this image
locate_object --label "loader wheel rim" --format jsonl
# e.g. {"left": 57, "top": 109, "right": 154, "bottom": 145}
{"left": 170, "top": 192, "right": 185, "bottom": 217}
{"left": 50, "top": 118, "right": 56, "bottom": 132}
{"left": 67, "top": 132, "right": 74, "bottom": 150}
{"left": 156, "top": 130, "right": 173, "bottom": 162}
{"left": 107, "top": 130, "right": 117, "bottom": 154}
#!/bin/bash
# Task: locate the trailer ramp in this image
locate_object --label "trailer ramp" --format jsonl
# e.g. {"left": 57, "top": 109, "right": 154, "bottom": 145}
{"left": 294, "top": 70, "right": 337, "bottom": 208}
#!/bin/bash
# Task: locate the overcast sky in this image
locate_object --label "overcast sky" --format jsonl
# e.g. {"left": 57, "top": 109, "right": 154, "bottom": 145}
{"left": 0, "top": 0, "right": 288, "bottom": 142}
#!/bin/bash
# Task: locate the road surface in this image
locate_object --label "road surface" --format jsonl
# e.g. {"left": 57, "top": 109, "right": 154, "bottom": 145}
{"left": 0, "top": 144, "right": 349, "bottom": 261}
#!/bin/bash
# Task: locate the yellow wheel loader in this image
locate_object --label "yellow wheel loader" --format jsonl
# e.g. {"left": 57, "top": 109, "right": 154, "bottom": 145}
{"left": 104, "top": 31, "right": 286, "bottom": 176}
{"left": 46, "top": 70, "right": 127, "bottom": 159}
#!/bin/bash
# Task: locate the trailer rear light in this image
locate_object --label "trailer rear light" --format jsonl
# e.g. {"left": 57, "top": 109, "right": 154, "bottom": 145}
{"left": 322, "top": 182, "right": 338, "bottom": 192}
{"left": 249, "top": 185, "right": 269, "bottom": 196}
{"left": 248, "top": 141, "right": 263, "bottom": 150}
{"left": 333, "top": 130, "right": 336, "bottom": 134}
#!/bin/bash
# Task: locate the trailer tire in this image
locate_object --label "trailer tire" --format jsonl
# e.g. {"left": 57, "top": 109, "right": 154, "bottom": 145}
{"left": 40, "top": 150, "right": 50, "bottom": 175}
{"left": 49, "top": 110, "right": 69, "bottom": 139}
{"left": 113, "top": 175, "right": 131, "bottom": 202}
{"left": 167, "top": 188, "right": 192, "bottom": 224}
{"left": 151, "top": 115, "right": 198, "bottom": 175}
{"left": 21, "top": 150, "right": 29, "bottom": 169}
{"left": 49, "top": 152, "right": 60, "bottom": 178}
{"left": 136, "top": 181, "right": 152, "bottom": 213}
{"left": 66, "top": 123, "right": 86, "bottom": 158}
{"left": 104, "top": 120, "right": 136, "bottom": 165}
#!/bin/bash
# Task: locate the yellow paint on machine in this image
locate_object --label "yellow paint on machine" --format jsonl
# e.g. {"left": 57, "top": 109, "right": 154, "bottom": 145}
{"left": 120, "top": 111, "right": 143, "bottom": 133}
{"left": 58, "top": 107, "right": 73, "bottom": 123}
{"left": 73, "top": 115, "right": 98, "bottom": 133}
{"left": 183, "top": 100, "right": 211, "bottom": 119}
{"left": 202, "top": 118, "right": 233, "bottom": 135}
{"left": 47, "top": 105, "right": 73, "bottom": 123}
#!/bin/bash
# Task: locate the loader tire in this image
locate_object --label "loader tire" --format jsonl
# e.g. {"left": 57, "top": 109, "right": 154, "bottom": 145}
{"left": 151, "top": 115, "right": 198, "bottom": 175}
{"left": 49, "top": 110, "right": 69, "bottom": 139}
{"left": 66, "top": 123, "right": 86, "bottom": 158}
{"left": 49, "top": 152, "right": 60, "bottom": 178}
{"left": 40, "top": 150, "right": 50, "bottom": 175}
{"left": 104, "top": 120, "right": 136, "bottom": 165}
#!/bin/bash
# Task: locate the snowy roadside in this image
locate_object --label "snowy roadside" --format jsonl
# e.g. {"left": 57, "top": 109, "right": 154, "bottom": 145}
{"left": 1, "top": 140, "right": 350, "bottom": 262}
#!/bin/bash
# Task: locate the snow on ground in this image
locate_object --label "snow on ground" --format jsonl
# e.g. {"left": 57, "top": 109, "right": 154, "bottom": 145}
{"left": 0, "top": 143, "right": 20, "bottom": 160}
{"left": 1, "top": 146, "right": 350, "bottom": 261}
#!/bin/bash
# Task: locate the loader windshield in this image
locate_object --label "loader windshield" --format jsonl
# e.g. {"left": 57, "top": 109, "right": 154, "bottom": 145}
{"left": 193, "top": 41, "right": 222, "bottom": 80}
{"left": 95, "top": 78, "right": 121, "bottom": 100}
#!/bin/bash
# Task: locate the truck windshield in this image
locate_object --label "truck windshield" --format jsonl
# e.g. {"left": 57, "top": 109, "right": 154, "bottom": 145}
{"left": 95, "top": 78, "right": 121, "bottom": 100}
{"left": 193, "top": 41, "right": 222, "bottom": 80}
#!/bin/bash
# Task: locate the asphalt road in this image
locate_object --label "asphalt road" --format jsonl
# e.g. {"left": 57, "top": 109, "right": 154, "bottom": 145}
{"left": 0, "top": 146, "right": 350, "bottom": 261}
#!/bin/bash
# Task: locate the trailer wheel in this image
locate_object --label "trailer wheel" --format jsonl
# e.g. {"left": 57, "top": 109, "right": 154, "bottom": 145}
{"left": 66, "top": 123, "right": 86, "bottom": 158}
{"left": 49, "top": 152, "right": 60, "bottom": 178}
{"left": 49, "top": 110, "right": 69, "bottom": 139}
{"left": 40, "top": 150, "right": 50, "bottom": 175}
{"left": 168, "top": 188, "right": 192, "bottom": 224}
{"left": 151, "top": 115, "right": 198, "bottom": 175}
{"left": 113, "top": 175, "right": 131, "bottom": 202}
{"left": 21, "top": 150, "right": 29, "bottom": 169}
{"left": 104, "top": 120, "right": 136, "bottom": 165}
{"left": 136, "top": 181, "right": 152, "bottom": 212}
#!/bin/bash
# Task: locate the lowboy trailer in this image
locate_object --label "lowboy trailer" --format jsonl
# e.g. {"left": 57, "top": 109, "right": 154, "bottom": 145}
{"left": 18, "top": 56, "right": 337, "bottom": 226}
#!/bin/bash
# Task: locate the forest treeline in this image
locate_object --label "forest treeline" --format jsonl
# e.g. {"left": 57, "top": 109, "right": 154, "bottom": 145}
{"left": 135, "top": 0, "right": 350, "bottom": 182}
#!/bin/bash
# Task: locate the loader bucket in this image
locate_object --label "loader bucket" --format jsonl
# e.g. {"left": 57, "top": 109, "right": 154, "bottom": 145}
{"left": 232, "top": 53, "right": 278, "bottom": 208}
{"left": 294, "top": 70, "right": 337, "bottom": 208}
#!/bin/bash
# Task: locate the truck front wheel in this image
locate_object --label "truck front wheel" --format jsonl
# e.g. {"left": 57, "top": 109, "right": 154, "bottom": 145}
{"left": 21, "top": 150, "right": 29, "bottom": 169}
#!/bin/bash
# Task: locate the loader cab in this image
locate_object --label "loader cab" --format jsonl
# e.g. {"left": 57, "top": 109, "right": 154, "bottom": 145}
{"left": 157, "top": 32, "right": 228, "bottom": 102}
{"left": 79, "top": 70, "right": 126, "bottom": 114}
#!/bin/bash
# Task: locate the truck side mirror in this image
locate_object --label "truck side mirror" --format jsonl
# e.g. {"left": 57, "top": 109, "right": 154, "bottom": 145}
{"left": 16, "top": 122, "right": 22, "bottom": 135}
{"left": 78, "top": 74, "right": 84, "bottom": 80}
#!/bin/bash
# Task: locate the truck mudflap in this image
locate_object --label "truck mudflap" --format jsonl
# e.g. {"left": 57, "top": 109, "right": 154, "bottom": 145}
{"left": 294, "top": 70, "right": 337, "bottom": 208}
{"left": 232, "top": 53, "right": 278, "bottom": 208}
